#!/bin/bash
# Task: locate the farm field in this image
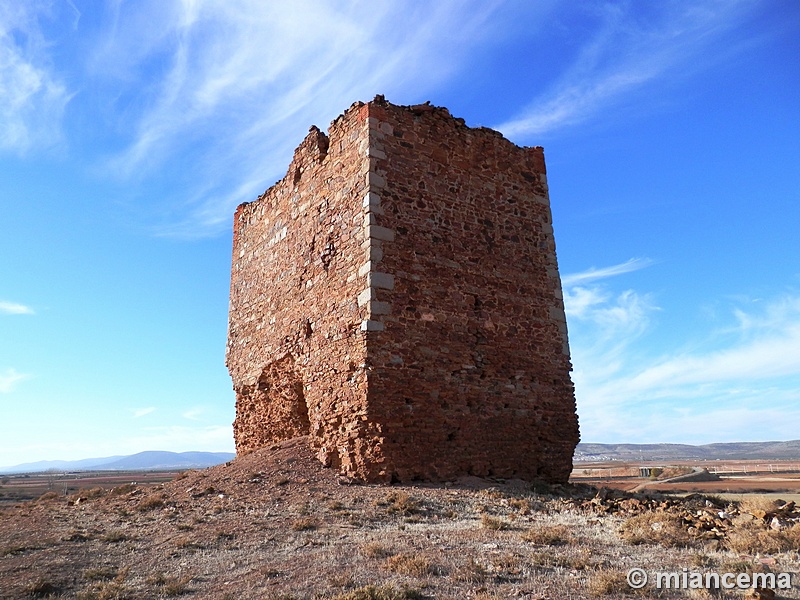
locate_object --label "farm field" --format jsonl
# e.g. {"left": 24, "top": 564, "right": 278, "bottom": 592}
{"left": 571, "top": 460, "right": 800, "bottom": 497}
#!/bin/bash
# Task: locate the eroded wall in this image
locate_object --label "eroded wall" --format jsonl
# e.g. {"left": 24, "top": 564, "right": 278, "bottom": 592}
{"left": 227, "top": 107, "right": 388, "bottom": 478}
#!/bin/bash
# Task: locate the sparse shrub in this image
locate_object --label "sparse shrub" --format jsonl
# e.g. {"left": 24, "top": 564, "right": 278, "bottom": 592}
{"left": 147, "top": 573, "right": 192, "bottom": 596}
{"left": 328, "top": 571, "right": 359, "bottom": 589}
{"left": 136, "top": 493, "right": 165, "bottom": 511}
{"left": 587, "top": 569, "right": 632, "bottom": 596}
{"left": 481, "top": 488, "right": 506, "bottom": 500}
{"left": 361, "top": 542, "right": 395, "bottom": 559}
{"left": 37, "top": 491, "right": 59, "bottom": 502}
{"left": 162, "top": 574, "right": 192, "bottom": 596}
{"left": 173, "top": 536, "right": 203, "bottom": 550}
{"left": 377, "top": 491, "right": 421, "bottom": 515}
{"left": 725, "top": 522, "right": 800, "bottom": 554}
{"left": 508, "top": 497, "right": 533, "bottom": 514}
{"left": 83, "top": 567, "right": 118, "bottom": 581}
{"left": 620, "top": 512, "right": 692, "bottom": 547}
{"left": 81, "top": 487, "right": 106, "bottom": 499}
{"left": 110, "top": 483, "right": 137, "bottom": 495}
{"left": 385, "top": 553, "right": 437, "bottom": 577}
{"left": 738, "top": 496, "right": 779, "bottom": 518}
{"left": 102, "top": 531, "right": 129, "bottom": 543}
{"left": 290, "top": 516, "right": 318, "bottom": 531}
{"left": 453, "top": 558, "right": 488, "bottom": 583}
{"left": 1, "top": 544, "right": 31, "bottom": 557}
{"left": 480, "top": 514, "right": 510, "bottom": 530}
{"left": 332, "top": 584, "right": 425, "bottom": 600}
{"left": 76, "top": 568, "right": 128, "bottom": 600}
{"left": 521, "top": 523, "right": 572, "bottom": 545}
{"left": 25, "top": 579, "right": 61, "bottom": 598}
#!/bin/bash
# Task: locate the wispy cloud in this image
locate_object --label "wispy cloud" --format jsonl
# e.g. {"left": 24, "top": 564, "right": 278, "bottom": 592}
{"left": 132, "top": 407, "right": 156, "bottom": 418}
{"left": 0, "top": 368, "right": 30, "bottom": 393}
{"left": 0, "top": 301, "right": 34, "bottom": 315}
{"left": 562, "top": 258, "right": 653, "bottom": 287}
{"left": 565, "top": 267, "right": 800, "bottom": 443}
{"left": 0, "top": 1, "right": 71, "bottom": 153}
{"left": 89, "top": 0, "right": 503, "bottom": 237}
{"left": 496, "top": 1, "right": 755, "bottom": 139}
{"left": 182, "top": 407, "right": 205, "bottom": 421}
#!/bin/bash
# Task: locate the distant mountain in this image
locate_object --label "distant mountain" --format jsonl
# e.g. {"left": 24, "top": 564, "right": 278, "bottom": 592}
{"left": 0, "top": 451, "right": 236, "bottom": 474}
{"left": 98, "top": 451, "right": 235, "bottom": 471}
{"left": 575, "top": 440, "right": 800, "bottom": 462}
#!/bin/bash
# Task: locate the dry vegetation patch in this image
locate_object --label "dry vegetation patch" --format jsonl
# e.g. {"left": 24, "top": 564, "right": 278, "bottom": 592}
{"left": 2, "top": 438, "right": 800, "bottom": 599}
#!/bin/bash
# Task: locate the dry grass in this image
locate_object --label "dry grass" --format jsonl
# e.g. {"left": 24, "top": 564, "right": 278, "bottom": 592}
{"left": 375, "top": 491, "right": 421, "bottom": 515}
{"left": 521, "top": 523, "right": 573, "bottom": 545}
{"left": 4, "top": 441, "right": 800, "bottom": 599}
{"left": 290, "top": 516, "right": 319, "bottom": 531}
{"left": 136, "top": 493, "right": 165, "bottom": 512}
{"left": 620, "top": 511, "right": 693, "bottom": 547}
{"left": 738, "top": 496, "right": 780, "bottom": 517}
{"left": 331, "top": 585, "right": 425, "bottom": 600}
{"left": 384, "top": 553, "right": 438, "bottom": 577}
{"left": 725, "top": 522, "right": 800, "bottom": 553}
{"left": 480, "top": 514, "right": 511, "bottom": 530}
{"left": 586, "top": 569, "right": 632, "bottom": 597}
{"left": 452, "top": 558, "right": 489, "bottom": 583}
{"left": 360, "top": 542, "right": 395, "bottom": 559}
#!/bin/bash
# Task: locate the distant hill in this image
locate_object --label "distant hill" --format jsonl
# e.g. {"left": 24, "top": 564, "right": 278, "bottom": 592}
{"left": 0, "top": 451, "right": 236, "bottom": 474}
{"left": 575, "top": 440, "right": 800, "bottom": 462}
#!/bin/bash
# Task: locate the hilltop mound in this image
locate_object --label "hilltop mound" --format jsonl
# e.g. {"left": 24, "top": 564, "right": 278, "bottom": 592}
{"left": 1, "top": 437, "right": 799, "bottom": 599}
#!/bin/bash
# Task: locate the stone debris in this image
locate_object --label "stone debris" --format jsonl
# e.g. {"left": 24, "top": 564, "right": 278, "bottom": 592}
{"left": 564, "top": 487, "right": 800, "bottom": 544}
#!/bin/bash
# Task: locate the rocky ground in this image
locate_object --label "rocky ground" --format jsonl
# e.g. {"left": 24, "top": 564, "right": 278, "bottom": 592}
{"left": 1, "top": 437, "right": 799, "bottom": 599}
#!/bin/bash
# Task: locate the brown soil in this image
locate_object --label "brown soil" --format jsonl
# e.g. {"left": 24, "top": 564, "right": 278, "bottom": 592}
{"left": 2, "top": 438, "right": 799, "bottom": 599}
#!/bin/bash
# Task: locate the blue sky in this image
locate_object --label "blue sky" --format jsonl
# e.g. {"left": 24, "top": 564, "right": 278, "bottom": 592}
{"left": 2, "top": 0, "right": 799, "bottom": 466}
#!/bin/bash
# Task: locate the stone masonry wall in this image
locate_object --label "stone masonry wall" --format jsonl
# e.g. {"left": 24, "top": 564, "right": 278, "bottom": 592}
{"left": 356, "top": 99, "right": 578, "bottom": 481}
{"left": 227, "top": 97, "right": 579, "bottom": 483}
{"left": 227, "top": 109, "right": 387, "bottom": 479}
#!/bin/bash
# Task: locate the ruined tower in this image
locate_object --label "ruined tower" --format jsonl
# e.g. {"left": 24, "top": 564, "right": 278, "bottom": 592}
{"left": 226, "top": 97, "right": 579, "bottom": 483}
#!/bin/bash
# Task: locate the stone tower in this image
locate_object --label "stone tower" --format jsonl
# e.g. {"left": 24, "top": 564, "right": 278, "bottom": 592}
{"left": 226, "top": 97, "right": 579, "bottom": 483}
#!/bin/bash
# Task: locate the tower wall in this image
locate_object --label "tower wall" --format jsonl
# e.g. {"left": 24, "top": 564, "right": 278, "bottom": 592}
{"left": 227, "top": 98, "right": 579, "bottom": 483}
{"left": 226, "top": 106, "right": 386, "bottom": 478}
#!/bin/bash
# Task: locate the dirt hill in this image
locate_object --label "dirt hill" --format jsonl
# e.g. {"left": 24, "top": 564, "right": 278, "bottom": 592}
{"left": 1, "top": 437, "right": 798, "bottom": 599}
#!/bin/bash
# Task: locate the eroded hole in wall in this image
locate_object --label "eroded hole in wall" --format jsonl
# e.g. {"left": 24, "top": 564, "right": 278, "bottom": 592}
{"left": 236, "top": 356, "right": 310, "bottom": 449}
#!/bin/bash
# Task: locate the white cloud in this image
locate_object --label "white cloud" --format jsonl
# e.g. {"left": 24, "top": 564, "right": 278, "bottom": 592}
{"left": 567, "top": 278, "right": 800, "bottom": 443}
{"left": 0, "top": 301, "right": 34, "bottom": 315}
{"left": 0, "top": 368, "right": 30, "bottom": 393}
{"left": 132, "top": 407, "right": 156, "bottom": 418}
{"left": 562, "top": 258, "right": 653, "bottom": 287}
{"left": 0, "top": 1, "right": 71, "bottom": 153}
{"left": 496, "top": 1, "right": 755, "bottom": 139}
{"left": 90, "top": 0, "right": 504, "bottom": 237}
{"left": 182, "top": 407, "right": 205, "bottom": 421}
